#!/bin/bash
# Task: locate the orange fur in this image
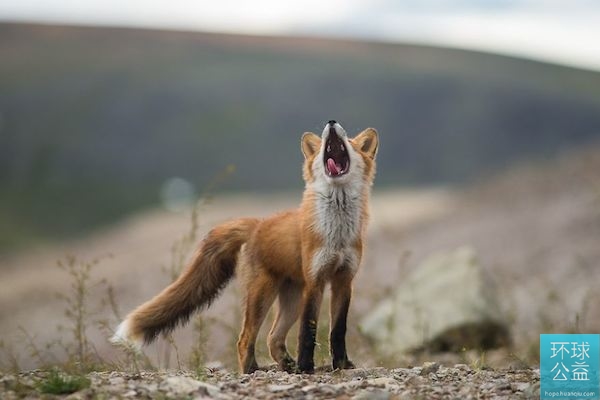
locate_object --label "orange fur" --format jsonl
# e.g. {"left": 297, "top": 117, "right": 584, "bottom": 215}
{"left": 111, "top": 122, "right": 378, "bottom": 374}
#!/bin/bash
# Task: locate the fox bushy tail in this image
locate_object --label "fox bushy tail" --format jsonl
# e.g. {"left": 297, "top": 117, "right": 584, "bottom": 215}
{"left": 112, "top": 218, "right": 259, "bottom": 347}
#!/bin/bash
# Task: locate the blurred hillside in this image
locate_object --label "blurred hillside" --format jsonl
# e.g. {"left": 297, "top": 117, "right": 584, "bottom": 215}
{"left": 1, "top": 22, "right": 600, "bottom": 251}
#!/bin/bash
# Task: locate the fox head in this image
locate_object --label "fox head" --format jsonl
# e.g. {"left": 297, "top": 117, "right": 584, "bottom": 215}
{"left": 301, "top": 121, "right": 378, "bottom": 187}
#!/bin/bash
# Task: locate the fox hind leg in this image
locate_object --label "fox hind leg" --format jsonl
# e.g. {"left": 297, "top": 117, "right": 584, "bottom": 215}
{"left": 268, "top": 281, "right": 302, "bottom": 372}
{"left": 237, "top": 271, "right": 278, "bottom": 374}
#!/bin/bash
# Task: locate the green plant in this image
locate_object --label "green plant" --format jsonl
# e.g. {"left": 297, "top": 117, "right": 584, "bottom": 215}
{"left": 16, "top": 326, "right": 49, "bottom": 369}
{"left": 0, "top": 339, "right": 21, "bottom": 372}
{"left": 189, "top": 315, "right": 209, "bottom": 376}
{"left": 56, "top": 254, "right": 111, "bottom": 371}
{"left": 470, "top": 350, "right": 489, "bottom": 371}
{"left": 457, "top": 347, "right": 489, "bottom": 371}
{"left": 36, "top": 368, "right": 90, "bottom": 395}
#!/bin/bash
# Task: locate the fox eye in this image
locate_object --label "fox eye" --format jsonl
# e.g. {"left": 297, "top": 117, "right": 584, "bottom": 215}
{"left": 340, "top": 144, "right": 345, "bottom": 151}
{"left": 327, "top": 144, "right": 331, "bottom": 152}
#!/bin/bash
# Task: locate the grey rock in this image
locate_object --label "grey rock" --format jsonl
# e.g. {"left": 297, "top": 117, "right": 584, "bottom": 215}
{"left": 340, "top": 368, "right": 371, "bottom": 379}
{"left": 333, "top": 380, "right": 363, "bottom": 390}
{"left": 138, "top": 382, "right": 158, "bottom": 392}
{"left": 199, "top": 382, "right": 223, "bottom": 398}
{"left": 454, "top": 363, "right": 471, "bottom": 371}
{"left": 523, "top": 381, "right": 541, "bottom": 399}
{"left": 360, "top": 246, "right": 510, "bottom": 354}
{"left": 353, "top": 389, "right": 392, "bottom": 400}
{"left": 251, "top": 370, "right": 267, "bottom": 379}
{"left": 317, "top": 384, "right": 338, "bottom": 394}
{"left": 366, "top": 377, "right": 398, "bottom": 388}
{"left": 108, "top": 376, "right": 125, "bottom": 386}
{"left": 267, "top": 383, "right": 296, "bottom": 392}
{"left": 512, "top": 381, "right": 530, "bottom": 392}
{"left": 420, "top": 361, "right": 441, "bottom": 376}
{"left": 301, "top": 384, "right": 318, "bottom": 392}
{"left": 161, "top": 376, "right": 203, "bottom": 395}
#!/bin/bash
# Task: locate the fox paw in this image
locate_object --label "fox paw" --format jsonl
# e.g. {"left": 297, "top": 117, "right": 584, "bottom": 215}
{"left": 333, "top": 358, "right": 355, "bottom": 370}
{"left": 279, "top": 356, "right": 297, "bottom": 373}
{"left": 297, "top": 360, "right": 315, "bottom": 374}
{"left": 242, "top": 360, "right": 260, "bottom": 374}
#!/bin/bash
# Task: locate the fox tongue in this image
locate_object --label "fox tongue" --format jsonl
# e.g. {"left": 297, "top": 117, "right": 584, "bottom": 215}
{"left": 327, "top": 158, "right": 342, "bottom": 176}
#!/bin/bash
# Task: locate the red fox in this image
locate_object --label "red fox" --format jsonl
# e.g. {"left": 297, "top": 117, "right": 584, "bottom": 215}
{"left": 111, "top": 121, "right": 378, "bottom": 373}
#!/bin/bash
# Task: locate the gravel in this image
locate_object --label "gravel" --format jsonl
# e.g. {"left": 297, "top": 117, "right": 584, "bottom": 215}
{"left": 1, "top": 364, "right": 540, "bottom": 399}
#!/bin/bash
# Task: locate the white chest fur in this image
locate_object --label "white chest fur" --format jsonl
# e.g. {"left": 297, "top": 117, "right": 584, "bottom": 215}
{"left": 310, "top": 184, "right": 365, "bottom": 278}
{"left": 314, "top": 186, "right": 362, "bottom": 247}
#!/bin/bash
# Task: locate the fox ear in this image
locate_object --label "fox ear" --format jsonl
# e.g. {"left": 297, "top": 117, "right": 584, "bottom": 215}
{"left": 301, "top": 132, "right": 321, "bottom": 159}
{"left": 353, "top": 128, "right": 378, "bottom": 159}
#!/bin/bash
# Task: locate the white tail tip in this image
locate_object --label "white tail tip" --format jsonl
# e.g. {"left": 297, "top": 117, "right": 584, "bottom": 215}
{"left": 110, "top": 319, "right": 143, "bottom": 351}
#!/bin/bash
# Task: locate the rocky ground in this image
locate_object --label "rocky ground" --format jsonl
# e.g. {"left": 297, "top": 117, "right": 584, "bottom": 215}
{"left": 1, "top": 364, "right": 540, "bottom": 399}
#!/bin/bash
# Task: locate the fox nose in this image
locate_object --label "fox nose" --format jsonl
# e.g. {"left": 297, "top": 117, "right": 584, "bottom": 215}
{"left": 327, "top": 120, "right": 337, "bottom": 126}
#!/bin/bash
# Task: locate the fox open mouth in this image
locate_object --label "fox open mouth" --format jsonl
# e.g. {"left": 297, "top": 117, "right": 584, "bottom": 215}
{"left": 324, "top": 129, "right": 350, "bottom": 177}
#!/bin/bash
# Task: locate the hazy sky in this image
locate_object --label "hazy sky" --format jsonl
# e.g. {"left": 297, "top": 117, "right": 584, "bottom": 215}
{"left": 1, "top": 0, "right": 600, "bottom": 71}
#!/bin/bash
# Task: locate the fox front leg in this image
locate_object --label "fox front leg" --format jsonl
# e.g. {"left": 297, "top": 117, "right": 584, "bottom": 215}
{"left": 329, "top": 268, "right": 355, "bottom": 370}
{"left": 297, "top": 283, "right": 325, "bottom": 373}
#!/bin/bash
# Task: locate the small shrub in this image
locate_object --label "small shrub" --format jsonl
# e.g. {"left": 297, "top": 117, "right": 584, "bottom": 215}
{"left": 0, "top": 339, "right": 21, "bottom": 372}
{"left": 189, "top": 314, "right": 209, "bottom": 376}
{"left": 56, "top": 254, "right": 112, "bottom": 371}
{"left": 37, "top": 369, "right": 90, "bottom": 395}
